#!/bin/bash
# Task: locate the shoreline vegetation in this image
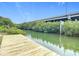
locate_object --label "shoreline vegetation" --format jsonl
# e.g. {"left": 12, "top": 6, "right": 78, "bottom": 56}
{"left": 17, "top": 20, "right": 79, "bottom": 37}
{"left": 0, "top": 16, "right": 79, "bottom": 37}
{"left": 0, "top": 16, "right": 26, "bottom": 35}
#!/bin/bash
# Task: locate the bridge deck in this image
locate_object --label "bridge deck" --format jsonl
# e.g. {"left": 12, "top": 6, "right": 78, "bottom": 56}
{"left": 0, "top": 35, "right": 58, "bottom": 56}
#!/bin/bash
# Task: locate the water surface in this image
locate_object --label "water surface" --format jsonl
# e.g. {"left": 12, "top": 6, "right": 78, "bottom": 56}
{"left": 26, "top": 30, "right": 79, "bottom": 56}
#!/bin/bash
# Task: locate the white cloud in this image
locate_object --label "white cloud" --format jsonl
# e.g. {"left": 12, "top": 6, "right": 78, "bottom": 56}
{"left": 58, "top": 2, "right": 65, "bottom": 6}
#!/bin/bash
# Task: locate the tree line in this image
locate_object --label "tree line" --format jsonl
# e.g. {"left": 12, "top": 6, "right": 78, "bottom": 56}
{"left": 1, "top": 16, "right": 79, "bottom": 37}
{"left": 17, "top": 20, "right": 79, "bottom": 37}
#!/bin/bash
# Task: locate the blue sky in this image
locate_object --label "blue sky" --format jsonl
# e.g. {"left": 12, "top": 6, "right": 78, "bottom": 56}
{"left": 0, "top": 2, "right": 79, "bottom": 23}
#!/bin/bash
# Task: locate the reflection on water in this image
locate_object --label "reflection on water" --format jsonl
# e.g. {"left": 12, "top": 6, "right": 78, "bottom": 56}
{"left": 26, "top": 30, "right": 79, "bottom": 56}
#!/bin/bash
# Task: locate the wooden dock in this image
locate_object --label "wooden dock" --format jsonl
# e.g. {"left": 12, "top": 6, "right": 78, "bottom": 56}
{"left": 0, "top": 35, "right": 58, "bottom": 56}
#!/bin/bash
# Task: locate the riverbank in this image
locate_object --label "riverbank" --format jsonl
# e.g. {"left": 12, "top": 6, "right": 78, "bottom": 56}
{"left": 0, "top": 34, "right": 58, "bottom": 56}
{"left": 17, "top": 20, "right": 79, "bottom": 37}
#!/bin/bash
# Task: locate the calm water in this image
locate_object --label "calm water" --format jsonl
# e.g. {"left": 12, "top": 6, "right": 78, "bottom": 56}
{"left": 26, "top": 30, "right": 79, "bottom": 56}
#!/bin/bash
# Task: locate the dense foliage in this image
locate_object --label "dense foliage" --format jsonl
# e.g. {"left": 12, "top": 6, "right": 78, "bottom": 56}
{"left": 17, "top": 21, "right": 60, "bottom": 33}
{"left": 64, "top": 20, "right": 79, "bottom": 36}
{"left": 0, "top": 16, "right": 14, "bottom": 27}
{"left": 5, "top": 27, "right": 26, "bottom": 35}
{"left": 17, "top": 20, "right": 79, "bottom": 37}
{"left": 0, "top": 16, "right": 26, "bottom": 35}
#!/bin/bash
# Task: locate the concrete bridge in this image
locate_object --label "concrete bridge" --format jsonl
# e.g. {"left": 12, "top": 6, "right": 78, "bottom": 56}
{"left": 43, "top": 12, "right": 79, "bottom": 22}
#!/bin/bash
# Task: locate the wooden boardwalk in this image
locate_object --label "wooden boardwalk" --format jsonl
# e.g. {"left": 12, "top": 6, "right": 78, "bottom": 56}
{"left": 0, "top": 35, "right": 58, "bottom": 56}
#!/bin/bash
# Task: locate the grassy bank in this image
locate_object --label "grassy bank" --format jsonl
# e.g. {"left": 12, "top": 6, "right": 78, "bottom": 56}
{"left": 0, "top": 16, "right": 26, "bottom": 35}
{"left": 0, "top": 26, "right": 26, "bottom": 35}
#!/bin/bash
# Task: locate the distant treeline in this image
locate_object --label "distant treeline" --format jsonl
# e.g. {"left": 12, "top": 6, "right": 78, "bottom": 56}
{"left": 17, "top": 20, "right": 79, "bottom": 37}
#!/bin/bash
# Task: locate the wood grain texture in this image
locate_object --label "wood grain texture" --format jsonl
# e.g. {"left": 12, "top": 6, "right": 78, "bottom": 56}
{"left": 0, "top": 35, "right": 58, "bottom": 56}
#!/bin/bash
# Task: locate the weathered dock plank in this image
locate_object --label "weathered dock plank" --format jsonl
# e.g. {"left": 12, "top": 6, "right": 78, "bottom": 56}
{"left": 0, "top": 35, "right": 58, "bottom": 56}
